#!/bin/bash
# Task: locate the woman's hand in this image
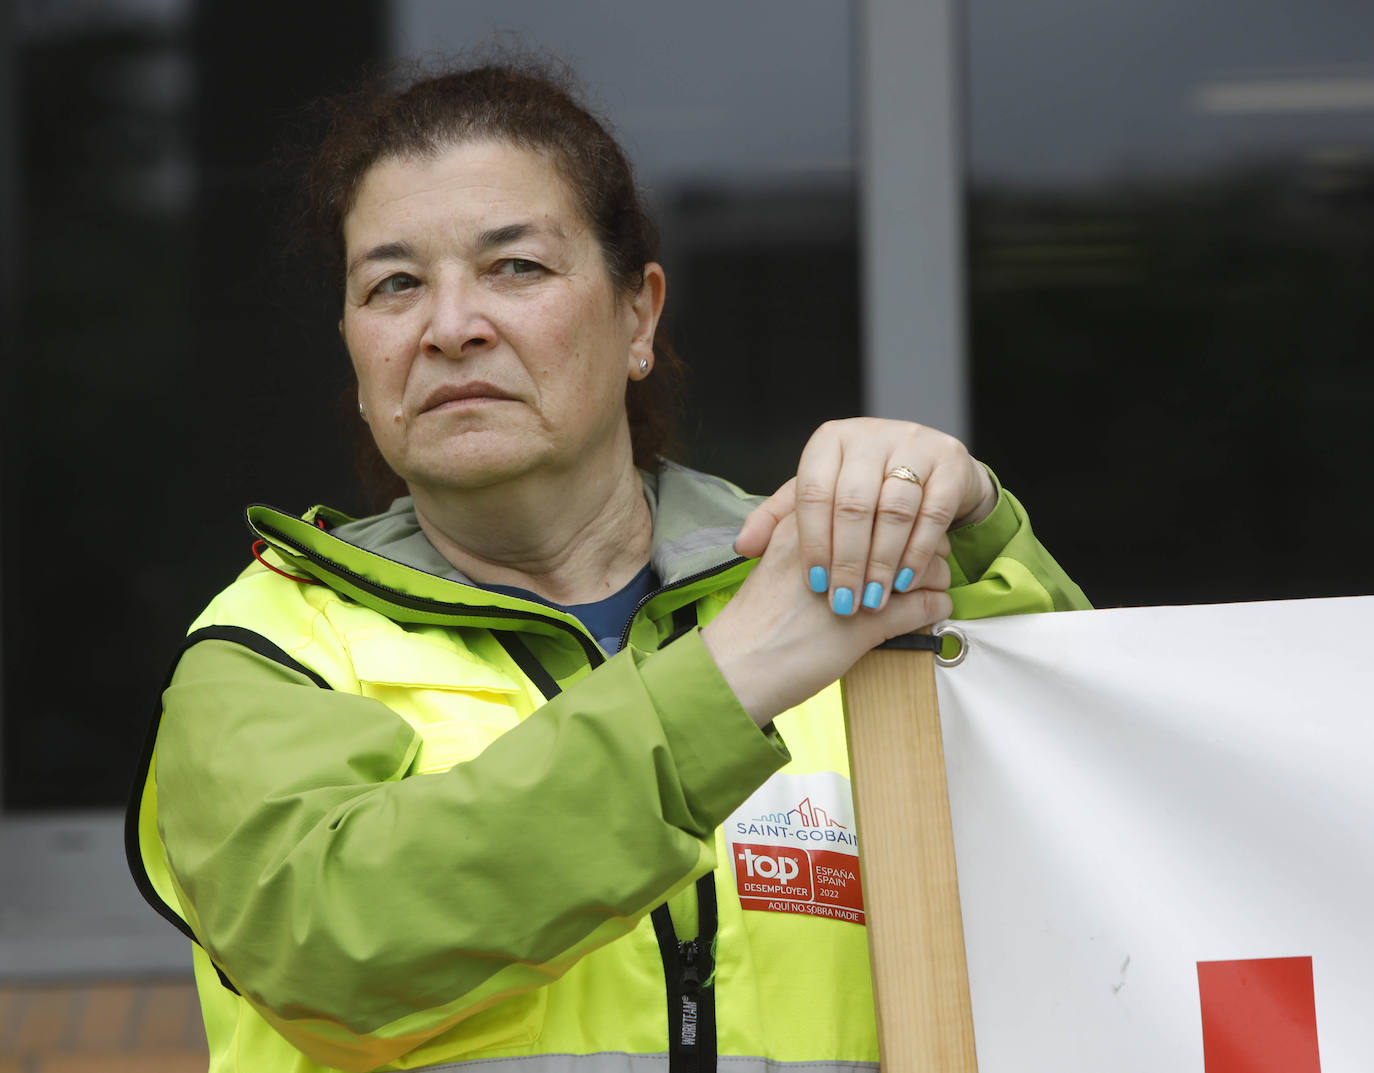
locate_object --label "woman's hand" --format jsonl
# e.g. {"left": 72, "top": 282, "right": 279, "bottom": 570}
{"left": 704, "top": 510, "right": 951, "bottom": 725}
{"left": 734, "top": 418, "right": 995, "bottom": 615}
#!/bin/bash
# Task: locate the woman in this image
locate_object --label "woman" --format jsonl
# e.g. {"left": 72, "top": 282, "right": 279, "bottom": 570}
{"left": 128, "top": 60, "right": 1088, "bottom": 1073}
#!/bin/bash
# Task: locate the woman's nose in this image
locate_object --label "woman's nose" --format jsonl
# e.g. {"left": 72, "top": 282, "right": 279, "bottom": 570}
{"left": 421, "top": 277, "right": 497, "bottom": 357}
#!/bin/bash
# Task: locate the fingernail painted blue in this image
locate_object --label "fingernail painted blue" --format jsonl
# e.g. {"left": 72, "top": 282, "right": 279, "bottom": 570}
{"left": 809, "top": 566, "right": 828, "bottom": 593}
{"left": 832, "top": 587, "right": 854, "bottom": 615}
{"left": 863, "top": 582, "right": 883, "bottom": 609}
{"left": 895, "top": 568, "right": 915, "bottom": 592}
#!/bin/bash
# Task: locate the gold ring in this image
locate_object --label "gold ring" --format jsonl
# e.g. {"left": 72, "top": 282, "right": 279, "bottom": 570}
{"left": 885, "top": 465, "right": 923, "bottom": 486}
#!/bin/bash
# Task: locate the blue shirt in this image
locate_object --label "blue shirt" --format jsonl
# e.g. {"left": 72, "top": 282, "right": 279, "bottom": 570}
{"left": 482, "top": 564, "right": 657, "bottom": 654}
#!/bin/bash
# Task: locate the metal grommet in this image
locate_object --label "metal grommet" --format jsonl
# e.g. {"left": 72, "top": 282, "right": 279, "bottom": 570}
{"left": 933, "top": 624, "right": 967, "bottom": 668}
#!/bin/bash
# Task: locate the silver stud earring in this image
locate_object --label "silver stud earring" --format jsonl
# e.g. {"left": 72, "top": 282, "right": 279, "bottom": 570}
{"left": 358, "top": 401, "right": 366, "bottom": 420}
{"left": 639, "top": 359, "right": 650, "bottom": 374}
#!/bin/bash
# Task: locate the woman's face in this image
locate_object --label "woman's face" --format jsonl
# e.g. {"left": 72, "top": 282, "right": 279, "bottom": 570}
{"left": 340, "top": 140, "right": 663, "bottom": 494}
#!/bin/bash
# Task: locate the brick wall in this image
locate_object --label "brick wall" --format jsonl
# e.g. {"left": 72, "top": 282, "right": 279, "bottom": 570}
{"left": 0, "top": 979, "right": 206, "bottom": 1072}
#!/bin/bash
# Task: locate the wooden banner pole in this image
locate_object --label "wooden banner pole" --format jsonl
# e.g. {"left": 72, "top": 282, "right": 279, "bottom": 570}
{"left": 842, "top": 631, "right": 978, "bottom": 1072}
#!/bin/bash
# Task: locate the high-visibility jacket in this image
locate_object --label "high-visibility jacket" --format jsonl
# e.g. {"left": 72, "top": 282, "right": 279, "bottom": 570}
{"left": 127, "top": 461, "right": 1088, "bottom": 1073}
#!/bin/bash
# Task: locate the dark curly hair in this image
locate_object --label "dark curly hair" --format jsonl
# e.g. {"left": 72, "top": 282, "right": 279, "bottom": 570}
{"left": 304, "top": 53, "right": 684, "bottom": 506}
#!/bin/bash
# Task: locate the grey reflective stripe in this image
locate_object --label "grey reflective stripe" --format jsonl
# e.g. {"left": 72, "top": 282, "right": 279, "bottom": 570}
{"left": 413, "top": 1054, "right": 878, "bottom": 1073}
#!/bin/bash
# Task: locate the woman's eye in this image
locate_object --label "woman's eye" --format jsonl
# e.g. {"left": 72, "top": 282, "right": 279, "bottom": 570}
{"left": 497, "top": 258, "right": 543, "bottom": 277}
{"left": 373, "top": 273, "right": 419, "bottom": 296}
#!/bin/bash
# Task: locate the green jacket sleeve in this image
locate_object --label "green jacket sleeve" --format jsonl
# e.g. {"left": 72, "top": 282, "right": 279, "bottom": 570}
{"left": 946, "top": 471, "right": 1091, "bottom": 617}
{"left": 156, "top": 627, "right": 786, "bottom": 1071}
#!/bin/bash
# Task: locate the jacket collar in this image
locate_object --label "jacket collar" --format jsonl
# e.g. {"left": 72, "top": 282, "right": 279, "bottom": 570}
{"left": 323, "top": 460, "right": 762, "bottom": 588}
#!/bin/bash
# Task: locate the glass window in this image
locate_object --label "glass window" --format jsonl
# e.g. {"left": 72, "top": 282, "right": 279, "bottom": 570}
{"left": 3, "top": 2, "right": 858, "bottom": 809}
{"left": 2, "top": 1, "right": 386, "bottom": 810}
{"left": 966, "top": 0, "right": 1374, "bottom": 606}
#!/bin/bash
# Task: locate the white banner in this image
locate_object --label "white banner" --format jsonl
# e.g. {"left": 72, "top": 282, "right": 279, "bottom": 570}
{"left": 937, "top": 595, "right": 1374, "bottom": 1073}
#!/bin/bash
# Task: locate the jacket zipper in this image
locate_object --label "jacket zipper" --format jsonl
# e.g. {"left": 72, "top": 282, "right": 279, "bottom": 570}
{"left": 264, "top": 514, "right": 743, "bottom": 1071}
{"left": 258, "top": 514, "right": 748, "bottom": 664}
{"left": 677, "top": 940, "right": 704, "bottom": 1067}
{"left": 652, "top": 874, "right": 719, "bottom": 1073}
{"left": 254, "top": 518, "right": 612, "bottom": 664}
{"left": 615, "top": 556, "right": 749, "bottom": 653}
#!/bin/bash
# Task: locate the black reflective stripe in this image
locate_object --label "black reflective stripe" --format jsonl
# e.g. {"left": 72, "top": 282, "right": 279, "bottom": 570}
{"left": 496, "top": 631, "right": 579, "bottom": 699}
{"left": 694, "top": 874, "right": 719, "bottom": 1073}
{"left": 665, "top": 603, "right": 699, "bottom": 647}
{"left": 123, "top": 625, "right": 336, "bottom": 995}
{"left": 651, "top": 873, "right": 719, "bottom": 1073}
{"left": 191, "top": 624, "right": 335, "bottom": 687}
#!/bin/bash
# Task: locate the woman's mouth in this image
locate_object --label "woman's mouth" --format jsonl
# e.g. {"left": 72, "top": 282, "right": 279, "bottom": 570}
{"left": 420, "top": 383, "right": 513, "bottom": 413}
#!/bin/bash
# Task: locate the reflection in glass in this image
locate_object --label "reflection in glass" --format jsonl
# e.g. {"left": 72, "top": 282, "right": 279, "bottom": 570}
{"left": 966, "top": 0, "right": 1374, "bottom": 607}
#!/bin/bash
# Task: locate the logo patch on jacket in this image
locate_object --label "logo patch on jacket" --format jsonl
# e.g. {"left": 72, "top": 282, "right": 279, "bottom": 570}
{"left": 724, "top": 771, "right": 864, "bottom": 924}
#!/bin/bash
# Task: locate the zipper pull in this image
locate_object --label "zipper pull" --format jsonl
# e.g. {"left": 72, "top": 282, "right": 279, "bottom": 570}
{"left": 679, "top": 939, "right": 701, "bottom": 990}
{"left": 677, "top": 939, "right": 703, "bottom": 1053}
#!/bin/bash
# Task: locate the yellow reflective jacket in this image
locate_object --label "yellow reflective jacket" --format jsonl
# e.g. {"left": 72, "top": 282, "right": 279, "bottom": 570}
{"left": 127, "top": 462, "right": 1088, "bottom": 1073}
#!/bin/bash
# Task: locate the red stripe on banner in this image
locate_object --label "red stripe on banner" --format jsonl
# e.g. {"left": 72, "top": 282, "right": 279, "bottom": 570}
{"left": 1197, "top": 957, "right": 1321, "bottom": 1073}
